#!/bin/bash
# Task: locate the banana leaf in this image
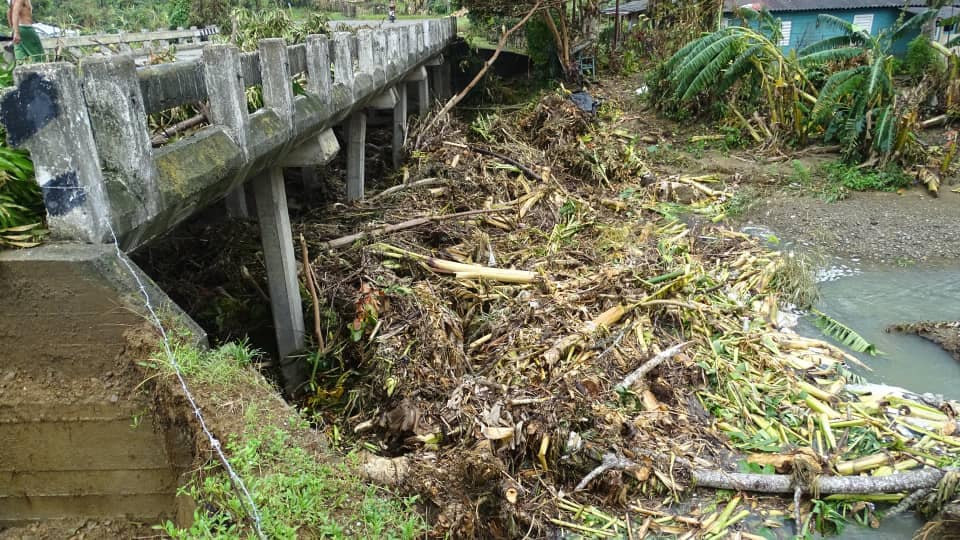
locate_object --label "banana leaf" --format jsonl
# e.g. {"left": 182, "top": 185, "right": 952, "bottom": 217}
{"left": 811, "top": 308, "right": 880, "bottom": 356}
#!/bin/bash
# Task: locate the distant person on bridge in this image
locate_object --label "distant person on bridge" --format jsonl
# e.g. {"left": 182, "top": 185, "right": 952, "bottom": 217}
{"left": 7, "top": 0, "right": 41, "bottom": 62}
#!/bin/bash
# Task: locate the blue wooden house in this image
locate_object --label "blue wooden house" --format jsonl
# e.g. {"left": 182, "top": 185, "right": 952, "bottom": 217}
{"left": 723, "top": 1, "right": 959, "bottom": 54}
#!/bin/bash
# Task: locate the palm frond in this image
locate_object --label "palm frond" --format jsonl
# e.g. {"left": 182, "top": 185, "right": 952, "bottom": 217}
{"left": 718, "top": 44, "right": 764, "bottom": 93}
{"left": 816, "top": 14, "right": 857, "bottom": 36}
{"left": 811, "top": 309, "right": 880, "bottom": 355}
{"left": 799, "top": 47, "right": 865, "bottom": 66}
{"left": 872, "top": 105, "right": 896, "bottom": 154}
{"left": 665, "top": 29, "right": 728, "bottom": 72}
{"left": 811, "top": 67, "right": 866, "bottom": 124}
{"left": 890, "top": 10, "right": 937, "bottom": 43}
{"left": 680, "top": 39, "right": 744, "bottom": 101}
{"left": 799, "top": 34, "right": 864, "bottom": 56}
{"left": 865, "top": 55, "right": 890, "bottom": 102}
{"left": 671, "top": 33, "right": 742, "bottom": 99}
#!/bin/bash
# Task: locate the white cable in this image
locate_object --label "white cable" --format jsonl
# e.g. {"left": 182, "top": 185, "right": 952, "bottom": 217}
{"left": 108, "top": 228, "right": 267, "bottom": 540}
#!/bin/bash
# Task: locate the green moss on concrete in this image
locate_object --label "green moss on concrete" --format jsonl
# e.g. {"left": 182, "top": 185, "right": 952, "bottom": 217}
{"left": 155, "top": 127, "right": 242, "bottom": 200}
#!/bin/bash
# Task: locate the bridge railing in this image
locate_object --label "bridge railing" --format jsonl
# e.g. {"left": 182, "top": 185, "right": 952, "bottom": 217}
{"left": 1, "top": 17, "right": 456, "bottom": 251}
{"left": 39, "top": 26, "right": 220, "bottom": 59}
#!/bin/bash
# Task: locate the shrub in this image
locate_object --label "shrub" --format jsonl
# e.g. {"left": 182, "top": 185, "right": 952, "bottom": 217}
{"left": 901, "top": 35, "right": 941, "bottom": 82}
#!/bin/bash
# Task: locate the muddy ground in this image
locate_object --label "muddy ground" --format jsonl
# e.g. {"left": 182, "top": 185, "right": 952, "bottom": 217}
{"left": 614, "top": 101, "right": 960, "bottom": 264}
{"left": 744, "top": 187, "right": 960, "bottom": 264}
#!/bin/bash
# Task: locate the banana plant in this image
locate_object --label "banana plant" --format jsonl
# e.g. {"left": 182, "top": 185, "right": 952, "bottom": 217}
{"left": 655, "top": 8, "right": 817, "bottom": 143}
{"left": 799, "top": 9, "right": 941, "bottom": 162}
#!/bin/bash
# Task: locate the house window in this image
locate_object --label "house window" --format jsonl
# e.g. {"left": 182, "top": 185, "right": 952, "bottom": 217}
{"left": 852, "top": 13, "right": 874, "bottom": 34}
{"left": 778, "top": 20, "right": 792, "bottom": 46}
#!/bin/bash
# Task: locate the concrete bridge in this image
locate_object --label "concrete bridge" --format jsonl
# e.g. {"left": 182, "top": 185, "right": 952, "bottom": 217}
{"left": 0, "top": 18, "right": 457, "bottom": 525}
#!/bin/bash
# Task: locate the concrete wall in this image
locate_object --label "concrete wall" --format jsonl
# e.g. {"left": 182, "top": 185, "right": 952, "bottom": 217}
{"left": 0, "top": 244, "right": 202, "bottom": 524}
{"left": 0, "top": 17, "right": 457, "bottom": 251}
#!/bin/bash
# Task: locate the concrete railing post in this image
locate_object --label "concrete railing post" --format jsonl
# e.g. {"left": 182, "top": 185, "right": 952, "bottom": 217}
{"left": 423, "top": 20, "right": 432, "bottom": 54}
{"left": 202, "top": 44, "right": 250, "bottom": 218}
{"left": 353, "top": 30, "right": 374, "bottom": 100}
{"left": 80, "top": 54, "right": 160, "bottom": 249}
{"left": 393, "top": 83, "right": 407, "bottom": 169}
{"left": 305, "top": 34, "right": 332, "bottom": 98}
{"left": 357, "top": 29, "right": 374, "bottom": 75}
{"left": 0, "top": 63, "right": 111, "bottom": 243}
{"left": 387, "top": 28, "right": 400, "bottom": 81}
{"left": 253, "top": 37, "right": 306, "bottom": 390}
{"left": 332, "top": 32, "right": 355, "bottom": 97}
{"left": 304, "top": 34, "right": 334, "bottom": 191}
{"left": 373, "top": 29, "right": 388, "bottom": 87}
{"left": 345, "top": 111, "right": 366, "bottom": 202}
{"left": 406, "top": 26, "right": 416, "bottom": 66}
{"left": 259, "top": 38, "right": 294, "bottom": 133}
{"left": 415, "top": 24, "right": 424, "bottom": 62}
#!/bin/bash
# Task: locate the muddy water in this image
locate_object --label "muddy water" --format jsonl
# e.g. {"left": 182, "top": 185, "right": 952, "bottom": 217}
{"left": 797, "top": 262, "right": 959, "bottom": 539}
{"left": 801, "top": 262, "right": 960, "bottom": 399}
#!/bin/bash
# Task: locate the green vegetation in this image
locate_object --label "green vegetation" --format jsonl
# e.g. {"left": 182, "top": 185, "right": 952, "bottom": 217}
{"left": 811, "top": 308, "right": 880, "bottom": 355}
{"left": 0, "top": 63, "right": 43, "bottom": 249}
{"left": 652, "top": 6, "right": 949, "bottom": 166}
{"left": 822, "top": 161, "right": 911, "bottom": 192}
{"left": 154, "top": 341, "right": 427, "bottom": 539}
{"left": 901, "top": 35, "right": 942, "bottom": 82}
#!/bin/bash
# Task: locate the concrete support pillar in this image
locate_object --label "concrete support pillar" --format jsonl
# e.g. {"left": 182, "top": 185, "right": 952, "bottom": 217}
{"left": 437, "top": 61, "right": 452, "bottom": 102}
{"left": 256, "top": 37, "right": 306, "bottom": 393}
{"left": 393, "top": 83, "right": 408, "bottom": 169}
{"left": 80, "top": 53, "right": 159, "bottom": 248}
{"left": 417, "top": 77, "right": 430, "bottom": 116}
{"left": 252, "top": 166, "right": 305, "bottom": 396}
{"left": 0, "top": 63, "right": 110, "bottom": 243}
{"left": 203, "top": 44, "right": 251, "bottom": 218}
{"left": 345, "top": 112, "right": 367, "bottom": 202}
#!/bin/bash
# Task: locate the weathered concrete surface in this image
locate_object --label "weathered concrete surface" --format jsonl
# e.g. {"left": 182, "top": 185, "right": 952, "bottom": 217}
{"left": 346, "top": 111, "right": 367, "bottom": 202}
{"left": 0, "top": 243, "right": 201, "bottom": 524}
{"left": 282, "top": 129, "right": 340, "bottom": 167}
{"left": 0, "top": 17, "right": 457, "bottom": 251}
{"left": 0, "top": 63, "right": 111, "bottom": 244}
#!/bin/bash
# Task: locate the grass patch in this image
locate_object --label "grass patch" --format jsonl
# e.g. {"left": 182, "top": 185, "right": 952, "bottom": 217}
{"left": 769, "top": 251, "right": 819, "bottom": 308}
{"left": 823, "top": 161, "right": 912, "bottom": 192}
{"left": 153, "top": 341, "right": 427, "bottom": 539}
{"left": 724, "top": 185, "right": 760, "bottom": 218}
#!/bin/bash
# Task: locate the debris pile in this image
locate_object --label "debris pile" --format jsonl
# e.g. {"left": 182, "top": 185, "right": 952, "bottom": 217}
{"left": 295, "top": 89, "right": 960, "bottom": 537}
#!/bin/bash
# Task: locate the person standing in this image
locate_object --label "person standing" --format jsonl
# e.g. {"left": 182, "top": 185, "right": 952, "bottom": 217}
{"left": 8, "top": 0, "right": 41, "bottom": 62}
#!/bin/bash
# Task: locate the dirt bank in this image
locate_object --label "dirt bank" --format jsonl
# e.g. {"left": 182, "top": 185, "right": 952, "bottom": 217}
{"left": 744, "top": 187, "right": 960, "bottom": 263}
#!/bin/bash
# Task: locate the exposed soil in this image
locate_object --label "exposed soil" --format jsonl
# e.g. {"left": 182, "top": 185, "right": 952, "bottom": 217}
{"left": 744, "top": 187, "right": 960, "bottom": 264}
{"left": 889, "top": 320, "right": 960, "bottom": 362}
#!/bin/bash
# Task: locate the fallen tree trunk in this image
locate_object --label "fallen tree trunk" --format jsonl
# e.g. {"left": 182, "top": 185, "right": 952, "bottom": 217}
{"left": 692, "top": 466, "right": 945, "bottom": 494}
{"left": 579, "top": 452, "right": 950, "bottom": 496}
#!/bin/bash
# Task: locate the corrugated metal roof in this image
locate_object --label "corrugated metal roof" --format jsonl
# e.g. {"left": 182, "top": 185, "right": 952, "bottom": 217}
{"left": 905, "top": 5, "right": 960, "bottom": 18}
{"left": 724, "top": 0, "right": 929, "bottom": 12}
{"left": 601, "top": 0, "right": 649, "bottom": 15}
